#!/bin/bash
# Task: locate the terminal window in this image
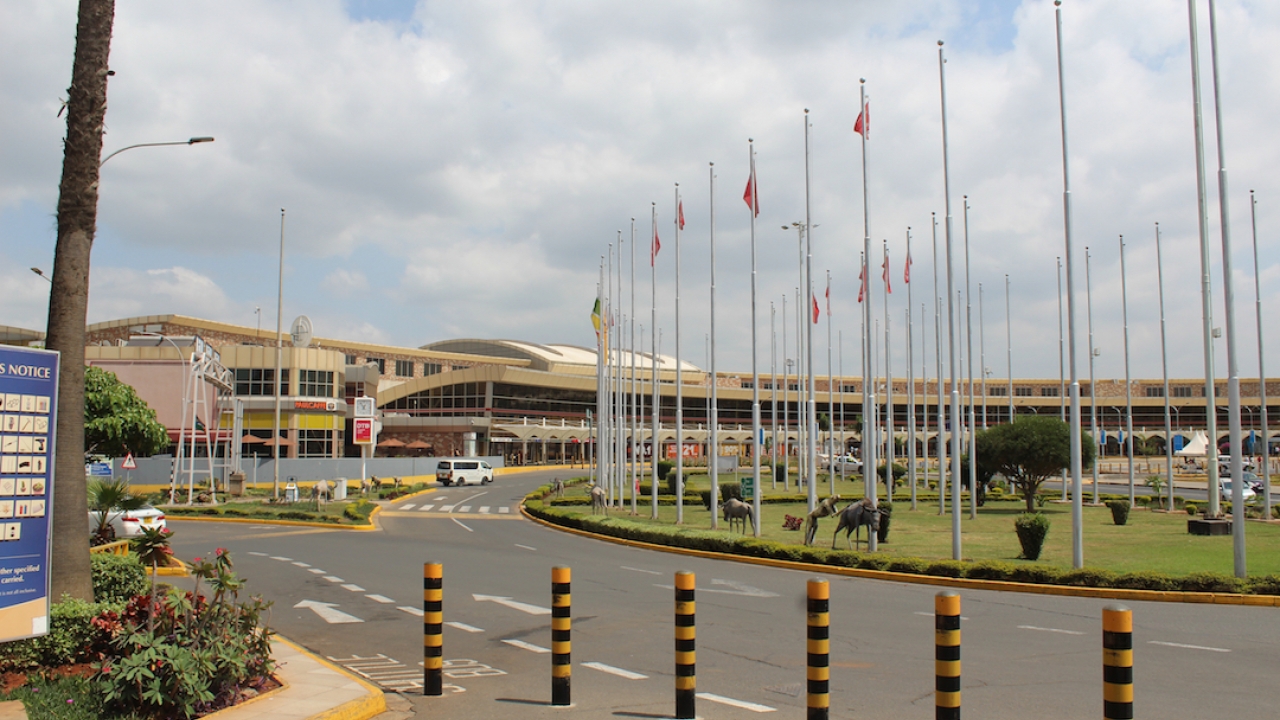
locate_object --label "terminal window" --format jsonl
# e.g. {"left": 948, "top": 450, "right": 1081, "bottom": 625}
{"left": 234, "top": 368, "right": 289, "bottom": 396}
{"left": 1041, "top": 386, "right": 1060, "bottom": 397}
{"left": 1015, "top": 387, "right": 1033, "bottom": 397}
{"left": 424, "top": 363, "right": 443, "bottom": 376}
{"left": 394, "top": 359, "right": 414, "bottom": 377}
{"left": 1172, "top": 386, "right": 1195, "bottom": 397}
{"left": 298, "top": 370, "right": 334, "bottom": 398}
{"left": 1146, "top": 386, "right": 1165, "bottom": 397}
{"left": 374, "top": 358, "right": 386, "bottom": 374}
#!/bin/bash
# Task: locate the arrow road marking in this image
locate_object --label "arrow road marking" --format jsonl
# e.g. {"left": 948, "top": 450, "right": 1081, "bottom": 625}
{"left": 294, "top": 599, "right": 364, "bottom": 624}
{"left": 473, "top": 594, "right": 551, "bottom": 615}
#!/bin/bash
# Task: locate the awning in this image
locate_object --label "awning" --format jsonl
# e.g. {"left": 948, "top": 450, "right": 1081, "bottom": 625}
{"left": 405, "top": 440, "right": 433, "bottom": 450}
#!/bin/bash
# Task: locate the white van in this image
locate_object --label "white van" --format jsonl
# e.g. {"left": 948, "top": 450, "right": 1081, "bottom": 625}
{"left": 436, "top": 459, "right": 493, "bottom": 486}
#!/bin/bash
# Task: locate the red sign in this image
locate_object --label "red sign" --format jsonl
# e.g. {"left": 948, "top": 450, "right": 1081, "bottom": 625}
{"left": 121, "top": 453, "right": 137, "bottom": 470}
{"left": 665, "top": 443, "right": 702, "bottom": 459}
{"left": 353, "top": 418, "right": 375, "bottom": 445}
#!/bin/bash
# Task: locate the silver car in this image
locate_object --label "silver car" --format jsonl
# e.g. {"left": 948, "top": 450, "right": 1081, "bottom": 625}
{"left": 88, "top": 505, "right": 167, "bottom": 539}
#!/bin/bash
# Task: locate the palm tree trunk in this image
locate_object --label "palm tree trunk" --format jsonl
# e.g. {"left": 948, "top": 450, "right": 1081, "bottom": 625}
{"left": 47, "top": 0, "right": 115, "bottom": 602}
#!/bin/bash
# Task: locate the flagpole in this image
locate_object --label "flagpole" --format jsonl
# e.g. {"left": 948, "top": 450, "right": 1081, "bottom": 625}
{"left": 1058, "top": 258, "right": 1067, "bottom": 500}
{"left": 839, "top": 330, "right": 846, "bottom": 489}
{"left": 771, "top": 301, "right": 778, "bottom": 489}
{"left": 980, "top": 282, "right": 987, "bottom": 430}
{"left": 932, "top": 212, "right": 945, "bottom": 516}
{"left": 615, "top": 232, "right": 623, "bottom": 506}
{"left": 906, "top": 228, "right": 916, "bottom": 509}
{"left": 920, "top": 300, "right": 928, "bottom": 508}
{"left": 826, "top": 268, "right": 834, "bottom": 496}
{"left": 1120, "top": 235, "right": 1135, "bottom": 507}
{"left": 674, "top": 183, "right": 684, "bottom": 525}
{"left": 1251, "top": 193, "right": 1272, "bottom": 521}
{"left": 747, "top": 143, "right": 763, "bottom": 536}
{"left": 858, "top": 80, "right": 878, "bottom": 540}
{"left": 630, "top": 217, "right": 638, "bottom": 515}
{"left": 650, "top": 203, "right": 659, "bottom": 519}
{"left": 883, "top": 241, "right": 894, "bottom": 502}
{"left": 802, "top": 110, "right": 817, "bottom": 514}
{"left": 606, "top": 240, "right": 614, "bottom": 505}
{"left": 963, "top": 197, "right": 976, "bottom": 519}
{"left": 1186, "top": 0, "right": 1221, "bottom": 519}
{"left": 1087, "top": 246, "right": 1100, "bottom": 506}
{"left": 938, "top": 41, "right": 962, "bottom": 560}
{"left": 1156, "top": 223, "right": 1174, "bottom": 511}
{"left": 710, "top": 162, "right": 721, "bottom": 530}
{"left": 1006, "top": 275, "right": 1014, "bottom": 424}
{"left": 596, "top": 262, "right": 605, "bottom": 492}
{"left": 782, "top": 292, "right": 789, "bottom": 491}
{"left": 1206, "top": 0, "right": 1246, "bottom": 577}
{"left": 1054, "top": 1, "right": 1085, "bottom": 568}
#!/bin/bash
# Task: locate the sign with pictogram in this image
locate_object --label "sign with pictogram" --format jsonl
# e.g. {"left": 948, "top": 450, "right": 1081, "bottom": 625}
{"left": 121, "top": 453, "right": 136, "bottom": 470}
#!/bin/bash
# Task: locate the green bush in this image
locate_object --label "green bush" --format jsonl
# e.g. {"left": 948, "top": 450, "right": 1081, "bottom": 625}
{"left": 876, "top": 502, "right": 893, "bottom": 543}
{"left": 1014, "top": 513, "right": 1051, "bottom": 561}
{"left": 1058, "top": 568, "right": 1118, "bottom": 587}
{"left": 720, "top": 482, "right": 743, "bottom": 503}
{"left": 886, "top": 557, "right": 930, "bottom": 574}
{"left": 1112, "top": 571, "right": 1179, "bottom": 591}
{"left": 657, "top": 460, "right": 675, "bottom": 481}
{"left": 0, "top": 596, "right": 120, "bottom": 671}
{"left": 1185, "top": 503, "right": 1198, "bottom": 516}
{"left": 343, "top": 499, "right": 376, "bottom": 522}
{"left": 1107, "top": 500, "right": 1131, "bottom": 526}
{"left": 925, "top": 560, "right": 966, "bottom": 578}
{"left": 1180, "top": 572, "right": 1245, "bottom": 594}
{"left": 92, "top": 552, "right": 148, "bottom": 604}
{"left": 1247, "top": 575, "right": 1280, "bottom": 595}
{"left": 966, "top": 560, "right": 1018, "bottom": 580}
{"left": 1007, "top": 564, "right": 1059, "bottom": 585}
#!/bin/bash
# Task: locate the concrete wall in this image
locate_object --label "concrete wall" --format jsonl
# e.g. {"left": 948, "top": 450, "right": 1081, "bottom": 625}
{"left": 107, "top": 454, "right": 506, "bottom": 488}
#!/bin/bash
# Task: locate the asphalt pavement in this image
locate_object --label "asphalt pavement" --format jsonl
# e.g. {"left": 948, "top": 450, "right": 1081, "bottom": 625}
{"left": 169, "top": 469, "right": 1280, "bottom": 720}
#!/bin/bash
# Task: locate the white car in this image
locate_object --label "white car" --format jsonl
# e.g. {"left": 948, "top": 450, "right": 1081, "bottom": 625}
{"left": 436, "top": 459, "right": 493, "bottom": 487}
{"left": 820, "top": 454, "right": 864, "bottom": 473}
{"left": 88, "top": 505, "right": 167, "bottom": 540}
{"left": 1219, "top": 477, "right": 1258, "bottom": 503}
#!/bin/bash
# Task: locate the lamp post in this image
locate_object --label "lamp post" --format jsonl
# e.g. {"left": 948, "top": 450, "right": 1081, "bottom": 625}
{"left": 31, "top": 268, "right": 53, "bottom": 283}
{"left": 100, "top": 136, "right": 214, "bottom": 167}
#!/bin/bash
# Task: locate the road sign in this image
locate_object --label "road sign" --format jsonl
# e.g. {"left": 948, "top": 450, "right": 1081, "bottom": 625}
{"left": 741, "top": 474, "right": 755, "bottom": 499}
{"left": 87, "top": 462, "right": 112, "bottom": 477}
{"left": 0, "top": 345, "right": 58, "bottom": 643}
{"left": 121, "top": 453, "right": 136, "bottom": 470}
{"left": 353, "top": 417, "right": 375, "bottom": 445}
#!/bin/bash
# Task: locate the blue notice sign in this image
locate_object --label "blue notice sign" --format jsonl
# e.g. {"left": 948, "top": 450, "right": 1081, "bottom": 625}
{"left": 87, "top": 462, "right": 112, "bottom": 477}
{"left": 0, "top": 345, "right": 58, "bottom": 642}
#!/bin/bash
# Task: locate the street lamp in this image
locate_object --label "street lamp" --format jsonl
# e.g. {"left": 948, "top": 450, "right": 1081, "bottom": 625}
{"left": 30, "top": 268, "right": 52, "bottom": 283}
{"left": 100, "top": 136, "right": 214, "bottom": 167}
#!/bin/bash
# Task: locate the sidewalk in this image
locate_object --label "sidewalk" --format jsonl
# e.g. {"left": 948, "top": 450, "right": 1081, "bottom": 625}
{"left": 210, "top": 636, "right": 387, "bottom": 720}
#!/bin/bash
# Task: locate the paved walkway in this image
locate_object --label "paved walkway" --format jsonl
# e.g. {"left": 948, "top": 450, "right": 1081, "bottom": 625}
{"left": 211, "top": 636, "right": 386, "bottom": 720}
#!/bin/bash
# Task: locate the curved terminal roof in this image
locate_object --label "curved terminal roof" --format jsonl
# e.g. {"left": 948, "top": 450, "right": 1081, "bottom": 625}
{"left": 422, "top": 338, "right": 701, "bottom": 374}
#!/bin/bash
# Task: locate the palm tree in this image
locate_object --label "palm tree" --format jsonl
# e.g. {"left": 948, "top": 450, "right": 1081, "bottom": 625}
{"left": 87, "top": 477, "right": 146, "bottom": 545}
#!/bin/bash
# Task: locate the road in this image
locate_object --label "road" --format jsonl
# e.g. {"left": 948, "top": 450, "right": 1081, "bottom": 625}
{"left": 168, "top": 469, "right": 1279, "bottom": 719}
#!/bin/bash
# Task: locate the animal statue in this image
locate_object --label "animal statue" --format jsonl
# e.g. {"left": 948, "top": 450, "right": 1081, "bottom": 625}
{"left": 804, "top": 494, "right": 843, "bottom": 546}
{"left": 311, "top": 479, "right": 333, "bottom": 503}
{"left": 551, "top": 478, "right": 565, "bottom": 499}
{"left": 832, "top": 498, "right": 882, "bottom": 550}
{"left": 362, "top": 476, "right": 383, "bottom": 496}
{"left": 590, "top": 484, "right": 608, "bottom": 514}
{"left": 720, "top": 498, "right": 754, "bottom": 534}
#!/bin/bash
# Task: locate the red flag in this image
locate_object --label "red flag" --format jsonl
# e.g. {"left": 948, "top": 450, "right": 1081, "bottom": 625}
{"left": 678, "top": 201, "right": 685, "bottom": 230}
{"left": 904, "top": 251, "right": 912, "bottom": 284}
{"left": 857, "top": 265, "right": 866, "bottom": 303}
{"left": 853, "top": 102, "right": 869, "bottom": 138}
{"left": 743, "top": 172, "right": 759, "bottom": 216}
{"left": 651, "top": 226, "right": 661, "bottom": 267}
{"left": 812, "top": 294, "right": 820, "bottom": 323}
{"left": 825, "top": 280, "right": 831, "bottom": 315}
{"left": 882, "top": 252, "right": 892, "bottom": 294}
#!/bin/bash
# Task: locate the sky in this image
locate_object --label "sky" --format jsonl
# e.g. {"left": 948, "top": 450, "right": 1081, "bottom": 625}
{"left": 3, "top": 0, "right": 1279, "bottom": 384}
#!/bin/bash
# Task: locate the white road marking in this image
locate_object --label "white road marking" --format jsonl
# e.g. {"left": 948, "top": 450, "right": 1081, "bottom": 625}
{"left": 397, "top": 606, "right": 424, "bottom": 617}
{"left": 439, "top": 506, "right": 456, "bottom": 512}
{"left": 654, "top": 580, "right": 778, "bottom": 598}
{"left": 696, "top": 692, "right": 776, "bottom": 713}
{"left": 622, "top": 566, "right": 661, "bottom": 575}
{"left": 308, "top": 568, "right": 326, "bottom": 574}
{"left": 1018, "top": 625, "right": 1085, "bottom": 636}
{"left": 502, "top": 639, "right": 550, "bottom": 654}
{"left": 515, "top": 544, "right": 537, "bottom": 551}
{"left": 445, "top": 621, "right": 485, "bottom": 633}
{"left": 341, "top": 583, "right": 366, "bottom": 592}
{"left": 457, "top": 490, "right": 489, "bottom": 506}
{"left": 498, "top": 507, "right": 511, "bottom": 514}
{"left": 249, "top": 551, "right": 268, "bottom": 556}
{"left": 294, "top": 599, "right": 363, "bottom": 624}
{"left": 366, "top": 594, "right": 395, "bottom": 604}
{"left": 324, "top": 576, "right": 344, "bottom": 583}
{"left": 582, "top": 662, "right": 647, "bottom": 680}
{"left": 479, "top": 506, "right": 491, "bottom": 514}
{"left": 418, "top": 505, "right": 435, "bottom": 512}
{"left": 292, "top": 561, "right": 311, "bottom": 567}
{"left": 1149, "top": 640, "right": 1230, "bottom": 653}
{"left": 915, "top": 611, "right": 970, "bottom": 621}
{"left": 473, "top": 594, "right": 551, "bottom": 615}
{"left": 270, "top": 556, "right": 292, "bottom": 561}
{"left": 458, "top": 505, "right": 472, "bottom": 513}
{"left": 400, "top": 504, "right": 416, "bottom": 511}
{"left": 452, "top": 517, "right": 474, "bottom": 532}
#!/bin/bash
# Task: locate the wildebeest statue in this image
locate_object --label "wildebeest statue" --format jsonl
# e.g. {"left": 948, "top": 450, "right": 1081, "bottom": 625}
{"left": 832, "top": 498, "right": 882, "bottom": 550}
{"left": 311, "top": 479, "right": 333, "bottom": 503}
{"left": 590, "top": 484, "right": 608, "bottom": 514}
{"left": 720, "top": 498, "right": 753, "bottom": 534}
{"left": 804, "top": 494, "right": 842, "bottom": 546}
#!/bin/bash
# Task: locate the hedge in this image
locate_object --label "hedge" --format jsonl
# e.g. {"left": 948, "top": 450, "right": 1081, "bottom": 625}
{"left": 523, "top": 488, "right": 1280, "bottom": 597}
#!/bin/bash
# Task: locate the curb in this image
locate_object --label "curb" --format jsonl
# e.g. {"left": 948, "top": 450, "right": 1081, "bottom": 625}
{"left": 167, "top": 504, "right": 382, "bottom": 531}
{"left": 521, "top": 505, "right": 1280, "bottom": 607}
{"left": 272, "top": 635, "right": 387, "bottom": 720}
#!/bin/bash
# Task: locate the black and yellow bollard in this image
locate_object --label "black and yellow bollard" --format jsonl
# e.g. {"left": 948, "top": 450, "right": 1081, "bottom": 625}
{"left": 806, "top": 578, "right": 830, "bottom": 720}
{"left": 423, "top": 562, "right": 443, "bottom": 696}
{"left": 551, "top": 566, "right": 572, "bottom": 706}
{"left": 1103, "top": 604, "right": 1133, "bottom": 720}
{"left": 674, "top": 571, "right": 696, "bottom": 720}
{"left": 935, "top": 591, "right": 961, "bottom": 720}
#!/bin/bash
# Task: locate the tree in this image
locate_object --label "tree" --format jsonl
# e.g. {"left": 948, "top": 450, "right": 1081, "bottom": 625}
{"left": 976, "top": 416, "right": 1096, "bottom": 512}
{"left": 959, "top": 449, "right": 999, "bottom": 506}
{"left": 47, "top": 0, "right": 115, "bottom": 602}
{"left": 85, "top": 367, "right": 169, "bottom": 458}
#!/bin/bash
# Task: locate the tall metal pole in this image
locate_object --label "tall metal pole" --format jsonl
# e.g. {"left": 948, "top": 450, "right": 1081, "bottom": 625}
{"left": 674, "top": 185, "right": 684, "bottom": 525}
{"left": 1187, "top": 0, "right": 1221, "bottom": 518}
{"left": 273, "top": 209, "right": 285, "bottom": 500}
{"left": 650, "top": 204, "right": 660, "bottom": 519}
{"left": 1055, "top": 1, "right": 1085, "bottom": 568}
{"left": 827, "top": 269, "right": 835, "bottom": 496}
{"left": 804, "top": 109, "right": 818, "bottom": 514}
{"left": 980, "top": 282, "right": 988, "bottom": 430}
{"left": 747, "top": 144, "right": 763, "bottom": 536}
{"left": 1120, "top": 235, "right": 1135, "bottom": 507}
{"left": 1087, "top": 247, "right": 1100, "bottom": 506}
{"left": 1251, "top": 193, "right": 1272, "bottom": 520}
{"left": 938, "top": 42, "right": 962, "bottom": 559}
{"left": 884, "top": 241, "right": 895, "bottom": 502}
{"left": 709, "top": 163, "right": 720, "bottom": 529}
{"left": 607, "top": 238, "right": 615, "bottom": 506}
{"left": 1206, "top": 0, "right": 1246, "bottom": 577}
{"left": 906, "top": 227, "right": 917, "bottom": 507}
{"left": 1006, "top": 275, "right": 1014, "bottom": 424}
{"left": 839, "top": 331, "right": 846, "bottom": 488}
{"left": 1156, "top": 224, "right": 1174, "bottom": 511}
{"left": 771, "top": 302, "right": 778, "bottom": 489}
{"left": 782, "top": 294, "right": 789, "bottom": 491}
{"left": 932, "top": 212, "right": 946, "bottom": 515}
{"left": 631, "top": 218, "right": 638, "bottom": 515}
{"left": 962, "top": 197, "right": 976, "bottom": 519}
{"left": 920, "top": 300, "right": 928, "bottom": 509}
{"left": 858, "top": 80, "right": 878, "bottom": 531}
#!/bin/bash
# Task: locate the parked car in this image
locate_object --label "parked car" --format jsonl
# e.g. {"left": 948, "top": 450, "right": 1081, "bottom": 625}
{"left": 820, "top": 454, "right": 863, "bottom": 473}
{"left": 1219, "top": 473, "right": 1261, "bottom": 503}
{"left": 88, "top": 505, "right": 166, "bottom": 540}
{"left": 436, "top": 459, "right": 493, "bottom": 486}
{"left": 1217, "top": 456, "right": 1255, "bottom": 476}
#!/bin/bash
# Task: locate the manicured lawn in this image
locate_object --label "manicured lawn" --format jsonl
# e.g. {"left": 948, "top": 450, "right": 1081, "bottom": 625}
{"left": 562, "top": 473, "right": 1280, "bottom": 577}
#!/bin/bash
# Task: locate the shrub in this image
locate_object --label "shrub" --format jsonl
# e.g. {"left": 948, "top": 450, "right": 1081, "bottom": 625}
{"left": 92, "top": 553, "right": 148, "bottom": 604}
{"left": 886, "top": 557, "right": 930, "bottom": 575}
{"left": 876, "top": 502, "right": 893, "bottom": 543}
{"left": 1058, "top": 568, "right": 1118, "bottom": 587}
{"left": 1007, "top": 564, "right": 1059, "bottom": 585}
{"left": 856, "top": 554, "right": 891, "bottom": 571}
{"left": 1014, "top": 513, "right": 1051, "bottom": 561}
{"left": 1112, "top": 571, "right": 1179, "bottom": 591}
{"left": 1180, "top": 572, "right": 1245, "bottom": 594}
{"left": 925, "top": 560, "right": 966, "bottom": 578}
{"left": 965, "top": 560, "right": 1017, "bottom": 580}
{"left": 657, "top": 460, "right": 675, "bottom": 481}
{"left": 1107, "top": 500, "right": 1130, "bottom": 526}
{"left": 1184, "top": 503, "right": 1198, "bottom": 517}
{"left": 0, "top": 596, "right": 119, "bottom": 671}
{"left": 1246, "top": 575, "right": 1280, "bottom": 595}
{"left": 719, "top": 482, "right": 743, "bottom": 503}
{"left": 343, "top": 499, "right": 376, "bottom": 522}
